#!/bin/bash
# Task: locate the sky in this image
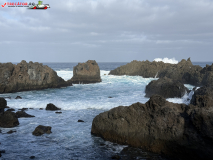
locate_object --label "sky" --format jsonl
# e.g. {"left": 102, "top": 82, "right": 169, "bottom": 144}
{"left": 1, "top": 0, "right": 213, "bottom": 62}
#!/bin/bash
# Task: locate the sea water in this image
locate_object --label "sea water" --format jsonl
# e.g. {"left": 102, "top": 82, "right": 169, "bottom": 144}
{"left": 0, "top": 61, "right": 212, "bottom": 160}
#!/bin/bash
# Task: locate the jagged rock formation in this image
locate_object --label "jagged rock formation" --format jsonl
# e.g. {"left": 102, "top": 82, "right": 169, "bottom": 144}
{"left": 109, "top": 58, "right": 211, "bottom": 86}
{"left": 46, "top": 103, "right": 61, "bottom": 111}
{"left": 70, "top": 60, "right": 101, "bottom": 84}
{"left": 0, "top": 60, "right": 72, "bottom": 93}
{"left": 91, "top": 92, "right": 213, "bottom": 159}
{"left": 145, "top": 77, "right": 189, "bottom": 98}
{"left": 0, "top": 98, "right": 19, "bottom": 128}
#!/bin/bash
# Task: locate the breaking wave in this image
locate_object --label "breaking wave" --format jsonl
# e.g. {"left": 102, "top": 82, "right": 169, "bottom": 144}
{"left": 153, "top": 57, "right": 178, "bottom": 64}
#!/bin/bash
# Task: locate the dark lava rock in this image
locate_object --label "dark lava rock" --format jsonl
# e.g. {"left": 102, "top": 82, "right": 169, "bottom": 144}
{"left": 70, "top": 60, "right": 102, "bottom": 84}
{"left": 91, "top": 94, "right": 213, "bottom": 160}
{"left": 0, "top": 97, "right": 7, "bottom": 113}
{"left": 39, "top": 108, "right": 43, "bottom": 110}
{"left": 0, "top": 60, "right": 72, "bottom": 94}
{"left": 55, "top": 111, "right": 62, "bottom": 114}
{"left": 15, "top": 96, "right": 22, "bottom": 99}
{"left": 30, "top": 156, "right": 35, "bottom": 159}
{"left": 145, "top": 77, "right": 189, "bottom": 98}
{"left": 46, "top": 103, "right": 61, "bottom": 111}
{"left": 0, "top": 150, "right": 5, "bottom": 153}
{"left": 0, "top": 111, "right": 19, "bottom": 128}
{"left": 6, "top": 108, "right": 15, "bottom": 112}
{"left": 78, "top": 120, "right": 84, "bottom": 122}
{"left": 111, "top": 155, "right": 121, "bottom": 159}
{"left": 7, "top": 130, "right": 16, "bottom": 134}
{"left": 109, "top": 58, "right": 204, "bottom": 86}
{"left": 32, "top": 125, "right": 52, "bottom": 136}
{"left": 16, "top": 111, "right": 35, "bottom": 118}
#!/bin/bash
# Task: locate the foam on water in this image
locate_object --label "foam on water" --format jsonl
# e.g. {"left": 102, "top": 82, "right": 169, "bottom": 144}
{"left": 154, "top": 57, "right": 178, "bottom": 64}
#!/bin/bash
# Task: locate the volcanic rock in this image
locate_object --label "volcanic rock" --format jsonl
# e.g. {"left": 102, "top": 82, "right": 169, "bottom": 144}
{"left": 0, "top": 60, "right": 72, "bottom": 93}
{"left": 15, "top": 96, "right": 22, "bottom": 99}
{"left": 55, "top": 111, "right": 62, "bottom": 114}
{"left": 46, "top": 103, "right": 61, "bottom": 111}
{"left": 32, "top": 125, "right": 52, "bottom": 136}
{"left": 16, "top": 111, "right": 35, "bottom": 118}
{"left": 109, "top": 58, "right": 203, "bottom": 86}
{"left": 0, "top": 111, "right": 19, "bottom": 128}
{"left": 70, "top": 60, "right": 101, "bottom": 84}
{"left": 145, "top": 77, "right": 189, "bottom": 98}
{"left": 6, "top": 108, "right": 15, "bottom": 112}
{"left": 91, "top": 95, "right": 213, "bottom": 159}
{"left": 0, "top": 97, "right": 7, "bottom": 114}
{"left": 78, "top": 120, "right": 84, "bottom": 122}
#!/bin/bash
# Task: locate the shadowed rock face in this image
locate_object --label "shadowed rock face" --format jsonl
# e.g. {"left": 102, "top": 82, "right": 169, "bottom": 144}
{"left": 145, "top": 77, "right": 189, "bottom": 98}
{"left": 91, "top": 94, "right": 213, "bottom": 160}
{"left": 70, "top": 60, "right": 101, "bottom": 84}
{"left": 0, "top": 111, "right": 19, "bottom": 128}
{"left": 109, "top": 58, "right": 206, "bottom": 86}
{"left": 32, "top": 125, "right": 52, "bottom": 136}
{"left": 0, "top": 60, "right": 72, "bottom": 93}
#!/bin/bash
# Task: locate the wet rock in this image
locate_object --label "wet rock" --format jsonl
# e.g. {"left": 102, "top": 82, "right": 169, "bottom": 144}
{"left": 30, "top": 156, "right": 35, "bottom": 159}
{"left": 145, "top": 77, "right": 188, "bottom": 98}
{"left": 91, "top": 95, "right": 213, "bottom": 160}
{"left": 7, "top": 130, "right": 16, "bottom": 134}
{"left": 0, "top": 150, "right": 5, "bottom": 153}
{"left": 16, "top": 111, "right": 35, "bottom": 118}
{"left": 78, "top": 120, "right": 84, "bottom": 122}
{"left": 32, "top": 125, "right": 52, "bottom": 136}
{"left": 46, "top": 103, "right": 61, "bottom": 111}
{"left": 0, "top": 60, "right": 72, "bottom": 94}
{"left": 6, "top": 108, "right": 15, "bottom": 112}
{"left": 70, "top": 60, "right": 102, "bottom": 84}
{"left": 0, "top": 98, "right": 7, "bottom": 114}
{"left": 55, "top": 111, "right": 62, "bottom": 114}
{"left": 109, "top": 58, "right": 203, "bottom": 86}
{"left": 0, "top": 111, "right": 19, "bottom": 128}
{"left": 29, "top": 108, "right": 34, "bottom": 109}
{"left": 111, "top": 155, "right": 121, "bottom": 159}
{"left": 39, "top": 108, "right": 43, "bottom": 110}
{"left": 15, "top": 96, "right": 22, "bottom": 99}
{"left": 108, "top": 96, "right": 113, "bottom": 98}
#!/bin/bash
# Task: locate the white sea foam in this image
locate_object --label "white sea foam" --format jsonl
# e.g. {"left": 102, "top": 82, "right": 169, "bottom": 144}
{"left": 154, "top": 57, "right": 178, "bottom": 64}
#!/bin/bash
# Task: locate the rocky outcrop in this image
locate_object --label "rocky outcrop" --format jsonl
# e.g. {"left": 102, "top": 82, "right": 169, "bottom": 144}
{"left": 46, "top": 103, "right": 61, "bottom": 111}
{"left": 70, "top": 60, "right": 101, "bottom": 84}
{"left": 145, "top": 77, "right": 189, "bottom": 98}
{"left": 32, "top": 125, "right": 52, "bottom": 136}
{"left": 0, "top": 98, "right": 19, "bottom": 128}
{"left": 109, "top": 60, "right": 171, "bottom": 77}
{"left": 91, "top": 94, "right": 213, "bottom": 159}
{"left": 16, "top": 111, "right": 35, "bottom": 118}
{"left": 109, "top": 58, "right": 204, "bottom": 86}
{"left": 0, "top": 111, "right": 19, "bottom": 128}
{"left": 0, "top": 60, "right": 72, "bottom": 93}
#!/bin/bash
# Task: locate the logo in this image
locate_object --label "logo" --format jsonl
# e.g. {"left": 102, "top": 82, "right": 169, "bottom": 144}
{"left": 1, "top": 1, "right": 50, "bottom": 9}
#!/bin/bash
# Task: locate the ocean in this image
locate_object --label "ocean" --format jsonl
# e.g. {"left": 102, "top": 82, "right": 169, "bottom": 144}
{"left": 0, "top": 61, "right": 212, "bottom": 160}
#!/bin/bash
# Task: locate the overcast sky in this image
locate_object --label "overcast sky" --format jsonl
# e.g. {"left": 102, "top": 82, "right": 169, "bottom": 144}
{"left": 1, "top": 0, "right": 213, "bottom": 62}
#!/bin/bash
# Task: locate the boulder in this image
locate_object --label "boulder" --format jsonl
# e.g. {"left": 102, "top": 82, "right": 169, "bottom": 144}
{"left": 46, "top": 103, "right": 61, "bottom": 111}
{"left": 15, "top": 96, "right": 22, "bottom": 99}
{"left": 70, "top": 60, "right": 101, "bottom": 84}
{"left": 0, "top": 60, "right": 72, "bottom": 93}
{"left": 91, "top": 95, "right": 213, "bottom": 159}
{"left": 0, "top": 97, "right": 7, "bottom": 114}
{"left": 32, "top": 125, "right": 52, "bottom": 136}
{"left": 0, "top": 111, "right": 19, "bottom": 128}
{"left": 145, "top": 77, "right": 189, "bottom": 98}
{"left": 16, "top": 111, "right": 35, "bottom": 118}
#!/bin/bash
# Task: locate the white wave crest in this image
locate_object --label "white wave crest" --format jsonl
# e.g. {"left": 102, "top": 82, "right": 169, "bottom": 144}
{"left": 153, "top": 57, "right": 178, "bottom": 64}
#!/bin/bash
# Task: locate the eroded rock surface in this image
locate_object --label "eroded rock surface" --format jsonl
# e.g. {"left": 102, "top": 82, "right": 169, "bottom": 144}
{"left": 145, "top": 77, "right": 189, "bottom": 98}
{"left": 70, "top": 60, "right": 101, "bottom": 84}
{"left": 32, "top": 125, "right": 52, "bottom": 136}
{"left": 0, "top": 60, "right": 72, "bottom": 93}
{"left": 91, "top": 94, "right": 213, "bottom": 159}
{"left": 0, "top": 111, "right": 19, "bottom": 128}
